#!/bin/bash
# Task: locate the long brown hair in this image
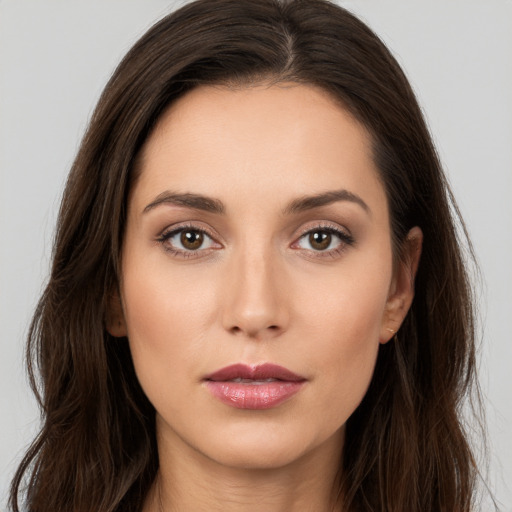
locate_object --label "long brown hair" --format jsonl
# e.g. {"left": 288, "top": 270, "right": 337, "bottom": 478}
{"left": 10, "top": 0, "right": 485, "bottom": 510}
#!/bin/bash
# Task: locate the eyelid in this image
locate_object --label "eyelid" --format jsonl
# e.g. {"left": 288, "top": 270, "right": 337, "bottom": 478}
{"left": 156, "top": 222, "right": 223, "bottom": 257}
{"left": 294, "top": 221, "right": 353, "bottom": 241}
{"left": 290, "top": 221, "right": 355, "bottom": 255}
{"left": 158, "top": 221, "right": 218, "bottom": 239}
{"left": 155, "top": 220, "right": 354, "bottom": 259}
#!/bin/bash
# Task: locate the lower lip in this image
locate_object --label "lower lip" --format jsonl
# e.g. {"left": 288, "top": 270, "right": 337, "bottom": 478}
{"left": 205, "top": 380, "right": 304, "bottom": 409}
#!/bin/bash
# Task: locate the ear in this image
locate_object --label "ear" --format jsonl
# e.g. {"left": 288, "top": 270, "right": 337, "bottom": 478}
{"left": 105, "top": 288, "right": 128, "bottom": 337}
{"left": 380, "top": 226, "right": 423, "bottom": 344}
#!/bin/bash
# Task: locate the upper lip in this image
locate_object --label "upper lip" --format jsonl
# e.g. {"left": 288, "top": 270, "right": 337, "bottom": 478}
{"left": 204, "top": 363, "right": 305, "bottom": 382}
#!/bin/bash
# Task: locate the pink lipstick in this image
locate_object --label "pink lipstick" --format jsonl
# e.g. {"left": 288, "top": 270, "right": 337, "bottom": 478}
{"left": 204, "top": 363, "right": 305, "bottom": 410}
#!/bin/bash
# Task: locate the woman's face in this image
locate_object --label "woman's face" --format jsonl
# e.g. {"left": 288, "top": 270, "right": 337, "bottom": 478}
{"left": 115, "top": 83, "right": 417, "bottom": 471}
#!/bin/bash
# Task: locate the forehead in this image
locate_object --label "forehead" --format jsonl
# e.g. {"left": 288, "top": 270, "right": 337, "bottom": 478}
{"left": 132, "top": 83, "right": 386, "bottom": 215}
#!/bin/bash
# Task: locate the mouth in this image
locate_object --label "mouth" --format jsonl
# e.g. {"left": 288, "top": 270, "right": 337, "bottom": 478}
{"left": 203, "top": 363, "right": 306, "bottom": 410}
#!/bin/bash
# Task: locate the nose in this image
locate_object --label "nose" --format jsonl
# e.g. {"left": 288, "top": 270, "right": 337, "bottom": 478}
{"left": 221, "top": 245, "right": 289, "bottom": 340}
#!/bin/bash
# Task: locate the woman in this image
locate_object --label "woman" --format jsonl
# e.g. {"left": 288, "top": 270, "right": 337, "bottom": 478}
{"left": 9, "top": 0, "right": 485, "bottom": 510}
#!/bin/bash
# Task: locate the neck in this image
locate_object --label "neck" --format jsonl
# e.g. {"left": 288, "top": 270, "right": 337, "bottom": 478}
{"left": 144, "top": 425, "right": 344, "bottom": 512}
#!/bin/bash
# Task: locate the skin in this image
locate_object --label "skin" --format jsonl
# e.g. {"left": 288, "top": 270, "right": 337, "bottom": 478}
{"left": 108, "top": 83, "right": 422, "bottom": 512}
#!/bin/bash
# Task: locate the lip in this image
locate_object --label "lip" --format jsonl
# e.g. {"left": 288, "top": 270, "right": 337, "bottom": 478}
{"left": 204, "top": 363, "right": 306, "bottom": 410}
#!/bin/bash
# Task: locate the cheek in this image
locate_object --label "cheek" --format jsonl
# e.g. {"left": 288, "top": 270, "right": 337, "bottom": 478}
{"left": 295, "top": 258, "right": 391, "bottom": 423}
{"left": 306, "top": 286, "right": 385, "bottom": 380}
{"left": 122, "top": 246, "right": 219, "bottom": 343}
{"left": 298, "top": 253, "right": 391, "bottom": 347}
{"left": 119, "top": 255, "right": 218, "bottom": 408}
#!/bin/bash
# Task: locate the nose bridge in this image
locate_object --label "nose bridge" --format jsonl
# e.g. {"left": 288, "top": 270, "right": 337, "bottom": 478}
{"left": 223, "top": 237, "right": 287, "bottom": 338}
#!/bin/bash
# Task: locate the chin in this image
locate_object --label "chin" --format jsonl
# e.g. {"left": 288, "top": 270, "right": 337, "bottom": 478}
{"left": 210, "top": 442, "right": 308, "bottom": 471}
{"left": 199, "top": 422, "right": 342, "bottom": 471}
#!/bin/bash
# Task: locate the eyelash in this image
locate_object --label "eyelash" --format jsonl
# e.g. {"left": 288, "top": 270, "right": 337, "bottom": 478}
{"left": 156, "top": 223, "right": 220, "bottom": 259}
{"left": 293, "top": 224, "right": 355, "bottom": 258}
{"left": 156, "top": 222, "right": 355, "bottom": 259}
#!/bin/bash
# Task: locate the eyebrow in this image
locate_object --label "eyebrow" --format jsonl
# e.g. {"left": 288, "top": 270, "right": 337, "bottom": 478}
{"left": 143, "top": 191, "right": 225, "bottom": 215}
{"left": 283, "top": 189, "right": 370, "bottom": 215}
{"left": 142, "top": 188, "right": 370, "bottom": 216}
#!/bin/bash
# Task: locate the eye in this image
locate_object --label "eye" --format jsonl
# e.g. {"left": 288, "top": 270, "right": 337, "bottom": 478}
{"left": 158, "top": 225, "right": 219, "bottom": 256}
{"left": 293, "top": 226, "right": 354, "bottom": 254}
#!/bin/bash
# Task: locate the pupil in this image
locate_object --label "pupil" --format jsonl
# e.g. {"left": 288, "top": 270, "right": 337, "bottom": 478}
{"left": 181, "top": 230, "right": 203, "bottom": 250}
{"left": 310, "top": 231, "right": 331, "bottom": 250}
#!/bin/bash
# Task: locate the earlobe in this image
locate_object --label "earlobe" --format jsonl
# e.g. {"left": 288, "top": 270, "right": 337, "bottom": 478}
{"left": 105, "top": 289, "right": 128, "bottom": 337}
{"left": 380, "top": 226, "right": 423, "bottom": 344}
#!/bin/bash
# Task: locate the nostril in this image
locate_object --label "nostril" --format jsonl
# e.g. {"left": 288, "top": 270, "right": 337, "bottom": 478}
{"left": 228, "top": 324, "right": 281, "bottom": 337}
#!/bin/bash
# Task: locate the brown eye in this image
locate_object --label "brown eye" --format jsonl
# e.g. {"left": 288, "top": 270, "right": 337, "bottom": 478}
{"left": 308, "top": 231, "right": 332, "bottom": 251}
{"left": 294, "top": 226, "right": 354, "bottom": 255}
{"left": 158, "top": 226, "right": 218, "bottom": 256}
{"left": 180, "top": 230, "right": 204, "bottom": 250}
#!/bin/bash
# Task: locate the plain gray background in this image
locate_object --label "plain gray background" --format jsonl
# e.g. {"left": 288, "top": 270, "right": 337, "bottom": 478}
{"left": 1, "top": 1, "right": 511, "bottom": 510}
